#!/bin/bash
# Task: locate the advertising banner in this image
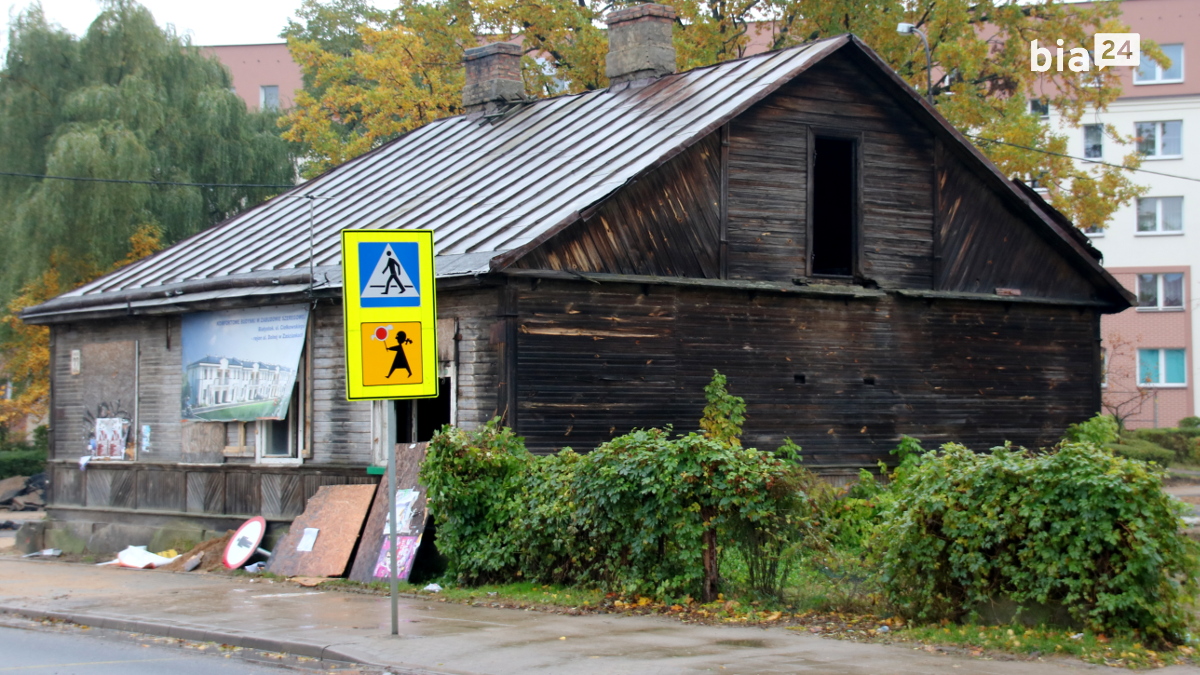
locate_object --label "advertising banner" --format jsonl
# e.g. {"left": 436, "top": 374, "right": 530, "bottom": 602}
{"left": 180, "top": 305, "right": 310, "bottom": 421}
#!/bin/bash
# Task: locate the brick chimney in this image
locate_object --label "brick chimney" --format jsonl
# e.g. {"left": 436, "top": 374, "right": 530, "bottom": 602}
{"left": 462, "top": 42, "right": 524, "bottom": 113}
{"left": 606, "top": 4, "right": 677, "bottom": 85}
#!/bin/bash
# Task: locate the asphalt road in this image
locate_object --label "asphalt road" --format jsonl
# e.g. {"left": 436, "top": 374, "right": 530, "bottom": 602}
{"left": 0, "top": 625, "right": 290, "bottom": 674}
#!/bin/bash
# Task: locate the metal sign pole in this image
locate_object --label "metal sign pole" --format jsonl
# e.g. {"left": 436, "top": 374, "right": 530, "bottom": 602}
{"left": 388, "top": 437, "right": 399, "bottom": 635}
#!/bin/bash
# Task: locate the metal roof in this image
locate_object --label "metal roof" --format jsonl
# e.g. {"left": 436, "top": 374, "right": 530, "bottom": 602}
{"left": 32, "top": 36, "right": 844, "bottom": 315}
{"left": 24, "top": 32, "right": 1133, "bottom": 321}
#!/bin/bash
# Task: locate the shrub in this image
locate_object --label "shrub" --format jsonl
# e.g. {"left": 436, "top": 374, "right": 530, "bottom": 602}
{"left": 0, "top": 448, "right": 44, "bottom": 479}
{"left": 1179, "top": 416, "right": 1200, "bottom": 429}
{"left": 1131, "top": 427, "right": 1200, "bottom": 463}
{"left": 422, "top": 372, "right": 813, "bottom": 601}
{"left": 1064, "top": 413, "right": 1119, "bottom": 446}
{"left": 421, "top": 419, "right": 529, "bottom": 583}
{"left": 1107, "top": 438, "right": 1174, "bottom": 465}
{"left": 875, "top": 442, "right": 1198, "bottom": 642}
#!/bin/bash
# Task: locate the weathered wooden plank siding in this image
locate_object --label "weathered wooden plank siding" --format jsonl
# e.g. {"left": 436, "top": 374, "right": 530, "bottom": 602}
{"left": 516, "top": 282, "right": 684, "bottom": 444}
{"left": 50, "top": 317, "right": 182, "bottom": 462}
{"left": 514, "top": 279, "right": 1097, "bottom": 464}
{"left": 935, "top": 141, "right": 1099, "bottom": 301}
{"left": 310, "top": 301, "right": 371, "bottom": 464}
{"left": 726, "top": 95, "right": 808, "bottom": 282}
{"left": 514, "top": 135, "right": 722, "bottom": 278}
{"left": 439, "top": 286, "right": 502, "bottom": 429}
{"left": 727, "top": 52, "right": 935, "bottom": 289}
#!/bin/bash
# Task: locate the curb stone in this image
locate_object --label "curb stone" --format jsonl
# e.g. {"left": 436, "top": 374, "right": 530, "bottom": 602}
{"left": 0, "top": 604, "right": 454, "bottom": 674}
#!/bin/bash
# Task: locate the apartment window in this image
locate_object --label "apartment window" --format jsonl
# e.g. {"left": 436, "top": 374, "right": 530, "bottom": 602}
{"left": 1101, "top": 347, "right": 1108, "bottom": 388}
{"left": 1029, "top": 98, "right": 1049, "bottom": 118}
{"left": 1136, "top": 44, "right": 1184, "bottom": 84}
{"left": 255, "top": 352, "right": 306, "bottom": 463}
{"left": 1136, "top": 121, "right": 1182, "bottom": 158}
{"left": 809, "top": 135, "right": 858, "bottom": 277}
{"left": 1083, "top": 124, "right": 1103, "bottom": 159}
{"left": 1137, "top": 272, "right": 1184, "bottom": 310}
{"left": 1138, "top": 348, "right": 1186, "bottom": 386}
{"left": 1083, "top": 224, "right": 1104, "bottom": 236}
{"left": 1136, "top": 197, "right": 1183, "bottom": 233}
{"left": 260, "top": 85, "right": 280, "bottom": 111}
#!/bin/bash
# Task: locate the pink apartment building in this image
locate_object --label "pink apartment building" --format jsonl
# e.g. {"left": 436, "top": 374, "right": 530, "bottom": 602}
{"left": 202, "top": 43, "right": 303, "bottom": 111}
{"left": 1056, "top": 0, "right": 1200, "bottom": 428}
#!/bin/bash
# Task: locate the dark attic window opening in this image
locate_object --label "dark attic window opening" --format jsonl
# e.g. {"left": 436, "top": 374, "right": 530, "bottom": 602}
{"left": 862, "top": 376, "right": 876, "bottom": 385}
{"left": 811, "top": 136, "right": 857, "bottom": 277}
{"left": 794, "top": 374, "right": 807, "bottom": 384}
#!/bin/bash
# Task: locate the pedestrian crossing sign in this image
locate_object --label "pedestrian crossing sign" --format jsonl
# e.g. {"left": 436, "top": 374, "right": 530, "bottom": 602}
{"left": 341, "top": 230, "right": 437, "bottom": 401}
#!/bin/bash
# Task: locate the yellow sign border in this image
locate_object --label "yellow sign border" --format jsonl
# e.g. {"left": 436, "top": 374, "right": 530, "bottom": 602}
{"left": 341, "top": 230, "right": 438, "bottom": 401}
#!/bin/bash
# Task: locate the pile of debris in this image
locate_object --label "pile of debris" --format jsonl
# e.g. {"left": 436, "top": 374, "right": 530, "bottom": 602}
{"left": 0, "top": 473, "right": 46, "bottom": 511}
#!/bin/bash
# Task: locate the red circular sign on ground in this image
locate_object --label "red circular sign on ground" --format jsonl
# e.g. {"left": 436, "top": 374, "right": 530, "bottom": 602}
{"left": 223, "top": 516, "right": 267, "bottom": 569}
{"left": 374, "top": 326, "right": 389, "bottom": 341}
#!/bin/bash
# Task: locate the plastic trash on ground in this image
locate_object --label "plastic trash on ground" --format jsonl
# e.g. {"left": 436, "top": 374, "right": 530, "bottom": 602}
{"left": 423, "top": 583, "right": 443, "bottom": 593}
{"left": 244, "top": 561, "right": 265, "bottom": 573}
{"left": 21, "top": 548, "right": 62, "bottom": 558}
{"left": 113, "top": 545, "right": 180, "bottom": 569}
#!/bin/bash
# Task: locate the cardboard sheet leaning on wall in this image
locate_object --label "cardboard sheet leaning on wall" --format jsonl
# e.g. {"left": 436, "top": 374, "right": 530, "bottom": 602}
{"left": 266, "top": 484, "right": 375, "bottom": 577}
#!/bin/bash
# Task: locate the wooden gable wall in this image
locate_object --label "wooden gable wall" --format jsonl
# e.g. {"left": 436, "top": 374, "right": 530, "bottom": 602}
{"left": 515, "top": 47, "right": 1114, "bottom": 307}
{"left": 727, "top": 52, "right": 936, "bottom": 288}
{"left": 934, "top": 141, "right": 1100, "bottom": 301}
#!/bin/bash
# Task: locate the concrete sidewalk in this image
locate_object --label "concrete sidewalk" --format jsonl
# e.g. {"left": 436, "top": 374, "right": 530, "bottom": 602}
{"left": 0, "top": 559, "right": 1194, "bottom": 675}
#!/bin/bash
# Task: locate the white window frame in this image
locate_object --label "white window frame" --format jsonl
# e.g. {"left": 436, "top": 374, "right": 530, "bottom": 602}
{"left": 1135, "top": 196, "right": 1184, "bottom": 235}
{"left": 1138, "top": 348, "right": 1188, "bottom": 388}
{"left": 1100, "top": 347, "right": 1108, "bottom": 388}
{"left": 1135, "top": 44, "right": 1184, "bottom": 85}
{"left": 1136, "top": 272, "right": 1185, "bottom": 311}
{"left": 1135, "top": 121, "right": 1183, "bottom": 160}
{"left": 259, "top": 85, "right": 280, "bottom": 111}
{"left": 254, "top": 348, "right": 306, "bottom": 465}
{"left": 1083, "top": 124, "right": 1104, "bottom": 159}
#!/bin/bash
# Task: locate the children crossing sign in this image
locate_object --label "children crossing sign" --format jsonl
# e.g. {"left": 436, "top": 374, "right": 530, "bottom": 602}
{"left": 341, "top": 230, "right": 437, "bottom": 401}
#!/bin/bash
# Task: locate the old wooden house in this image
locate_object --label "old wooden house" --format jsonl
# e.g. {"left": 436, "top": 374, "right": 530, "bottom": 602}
{"left": 24, "top": 4, "right": 1131, "bottom": 541}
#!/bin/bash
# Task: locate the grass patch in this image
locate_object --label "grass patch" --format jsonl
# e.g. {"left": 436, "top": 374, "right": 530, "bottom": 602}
{"left": 899, "top": 623, "right": 1198, "bottom": 669}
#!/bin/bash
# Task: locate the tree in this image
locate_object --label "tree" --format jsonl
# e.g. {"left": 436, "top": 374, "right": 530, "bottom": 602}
{"left": 283, "top": 0, "right": 1152, "bottom": 229}
{"left": 282, "top": 0, "right": 474, "bottom": 175}
{"left": 0, "top": 0, "right": 297, "bottom": 297}
{"left": 1100, "top": 331, "right": 1155, "bottom": 431}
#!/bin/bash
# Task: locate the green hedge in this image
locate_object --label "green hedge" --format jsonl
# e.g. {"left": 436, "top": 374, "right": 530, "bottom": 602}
{"left": 1130, "top": 427, "right": 1200, "bottom": 463}
{"left": 0, "top": 448, "right": 45, "bottom": 480}
{"left": 875, "top": 441, "right": 1198, "bottom": 642}
{"left": 1108, "top": 438, "right": 1175, "bottom": 466}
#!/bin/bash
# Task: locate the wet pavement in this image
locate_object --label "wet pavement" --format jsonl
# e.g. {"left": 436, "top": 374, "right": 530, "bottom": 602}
{"left": 0, "top": 624, "right": 290, "bottom": 675}
{"left": 1, "top": 558, "right": 1197, "bottom": 674}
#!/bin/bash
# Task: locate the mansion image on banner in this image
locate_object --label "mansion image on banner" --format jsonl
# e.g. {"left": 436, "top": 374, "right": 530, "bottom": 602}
{"left": 184, "top": 356, "right": 293, "bottom": 415}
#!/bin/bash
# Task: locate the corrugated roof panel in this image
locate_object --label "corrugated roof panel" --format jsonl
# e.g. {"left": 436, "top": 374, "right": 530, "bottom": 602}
{"left": 51, "top": 38, "right": 845, "bottom": 304}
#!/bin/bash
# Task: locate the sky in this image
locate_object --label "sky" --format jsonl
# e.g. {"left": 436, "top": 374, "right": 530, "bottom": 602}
{"left": 0, "top": 0, "right": 391, "bottom": 59}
